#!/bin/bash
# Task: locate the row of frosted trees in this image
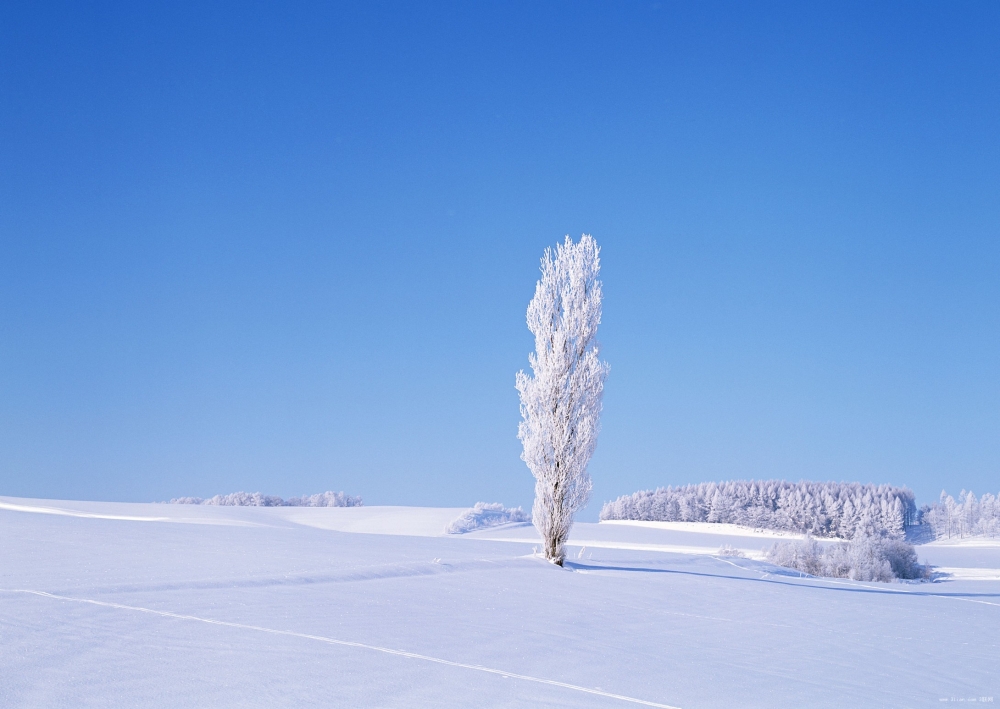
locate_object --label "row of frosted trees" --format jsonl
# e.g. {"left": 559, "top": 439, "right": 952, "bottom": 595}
{"left": 921, "top": 490, "right": 1000, "bottom": 539}
{"left": 170, "top": 491, "right": 362, "bottom": 507}
{"left": 600, "top": 480, "right": 917, "bottom": 539}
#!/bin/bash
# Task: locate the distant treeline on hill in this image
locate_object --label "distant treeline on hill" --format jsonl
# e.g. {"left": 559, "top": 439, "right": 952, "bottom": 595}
{"left": 169, "top": 491, "right": 362, "bottom": 507}
{"left": 600, "top": 480, "right": 917, "bottom": 539}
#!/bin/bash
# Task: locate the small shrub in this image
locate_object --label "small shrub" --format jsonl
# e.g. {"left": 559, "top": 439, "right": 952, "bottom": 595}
{"left": 767, "top": 536, "right": 823, "bottom": 576}
{"left": 446, "top": 503, "right": 530, "bottom": 534}
{"left": 716, "top": 545, "right": 746, "bottom": 558}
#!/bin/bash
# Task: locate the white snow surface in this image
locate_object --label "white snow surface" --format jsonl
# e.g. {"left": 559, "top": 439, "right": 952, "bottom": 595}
{"left": 600, "top": 518, "right": 849, "bottom": 540}
{"left": 2, "top": 496, "right": 998, "bottom": 708}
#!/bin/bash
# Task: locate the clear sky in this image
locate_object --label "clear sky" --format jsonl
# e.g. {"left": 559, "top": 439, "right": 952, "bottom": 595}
{"left": 2, "top": 1, "right": 998, "bottom": 518}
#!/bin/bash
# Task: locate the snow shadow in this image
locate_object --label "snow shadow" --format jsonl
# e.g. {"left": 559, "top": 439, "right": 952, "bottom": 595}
{"left": 563, "top": 560, "right": 1000, "bottom": 600}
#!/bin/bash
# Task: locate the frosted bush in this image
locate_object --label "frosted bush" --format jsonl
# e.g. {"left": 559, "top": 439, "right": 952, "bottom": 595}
{"left": 445, "top": 503, "right": 530, "bottom": 534}
{"left": 766, "top": 534, "right": 926, "bottom": 582}
{"left": 830, "top": 537, "right": 894, "bottom": 582}
{"left": 716, "top": 545, "right": 746, "bottom": 558}
{"left": 877, "top": 538, "right": 923, "bottom": 580}
{"left": 767, "top": 536, "right": 823, "bottom": 576}
{"left": 169, "top": 491, "right": 362, "bottom": 507}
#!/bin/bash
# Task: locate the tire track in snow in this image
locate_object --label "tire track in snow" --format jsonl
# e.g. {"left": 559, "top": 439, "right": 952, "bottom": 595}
{"left": 4, "top": 588, "right": 681, "bottom": 709}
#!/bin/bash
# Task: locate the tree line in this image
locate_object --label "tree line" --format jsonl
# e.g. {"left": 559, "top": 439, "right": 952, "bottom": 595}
{"left": 921, "top": 490, "right": 1000, "bottom": 539}
{"left": 600, "top": 480, "right": 917, "bottom": 539}
{"left": 169, "top": 491, "right": 362, "bottom": 507}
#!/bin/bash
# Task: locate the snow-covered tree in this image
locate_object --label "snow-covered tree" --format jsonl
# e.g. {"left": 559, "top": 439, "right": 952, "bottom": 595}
{"left": 922, "top": 490, "right": 1000, "bottom": 540}
{"left": 516, "top": 235, "right": 609, "bottom": 565}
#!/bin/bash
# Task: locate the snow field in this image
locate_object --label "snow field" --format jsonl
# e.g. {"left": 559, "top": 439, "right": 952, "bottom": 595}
{"left": 1, "top": 497, "right": 998, "bottom": 708}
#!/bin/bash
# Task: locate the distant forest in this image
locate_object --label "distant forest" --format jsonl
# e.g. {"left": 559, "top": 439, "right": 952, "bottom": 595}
{"left": 600, "top": 480, "right": 917, "bottom": 539}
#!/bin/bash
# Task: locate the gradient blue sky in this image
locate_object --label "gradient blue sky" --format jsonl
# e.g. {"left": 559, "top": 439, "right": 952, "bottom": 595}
{"left": 2, "top": 1, "right": 998, "bottom": 518}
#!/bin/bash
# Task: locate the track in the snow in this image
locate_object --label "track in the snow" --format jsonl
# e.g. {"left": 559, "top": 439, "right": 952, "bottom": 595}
{"left": 4, "top": 588, "right": 682, "bottom": 709}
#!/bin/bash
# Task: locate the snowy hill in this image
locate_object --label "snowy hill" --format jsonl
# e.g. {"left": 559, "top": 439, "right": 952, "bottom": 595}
{"left": 1, "top": 496, "right": 997, "bottom": 707}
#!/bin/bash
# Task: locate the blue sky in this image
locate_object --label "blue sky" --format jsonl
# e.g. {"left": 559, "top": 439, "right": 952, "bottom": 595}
{"left": 2, "top": 1, "right": 998, "bottom": 517}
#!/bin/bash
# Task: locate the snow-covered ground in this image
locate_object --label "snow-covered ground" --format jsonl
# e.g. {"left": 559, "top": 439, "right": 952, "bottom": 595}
{"left": 1, "top": 496, "right": 997, "bottom": 707}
